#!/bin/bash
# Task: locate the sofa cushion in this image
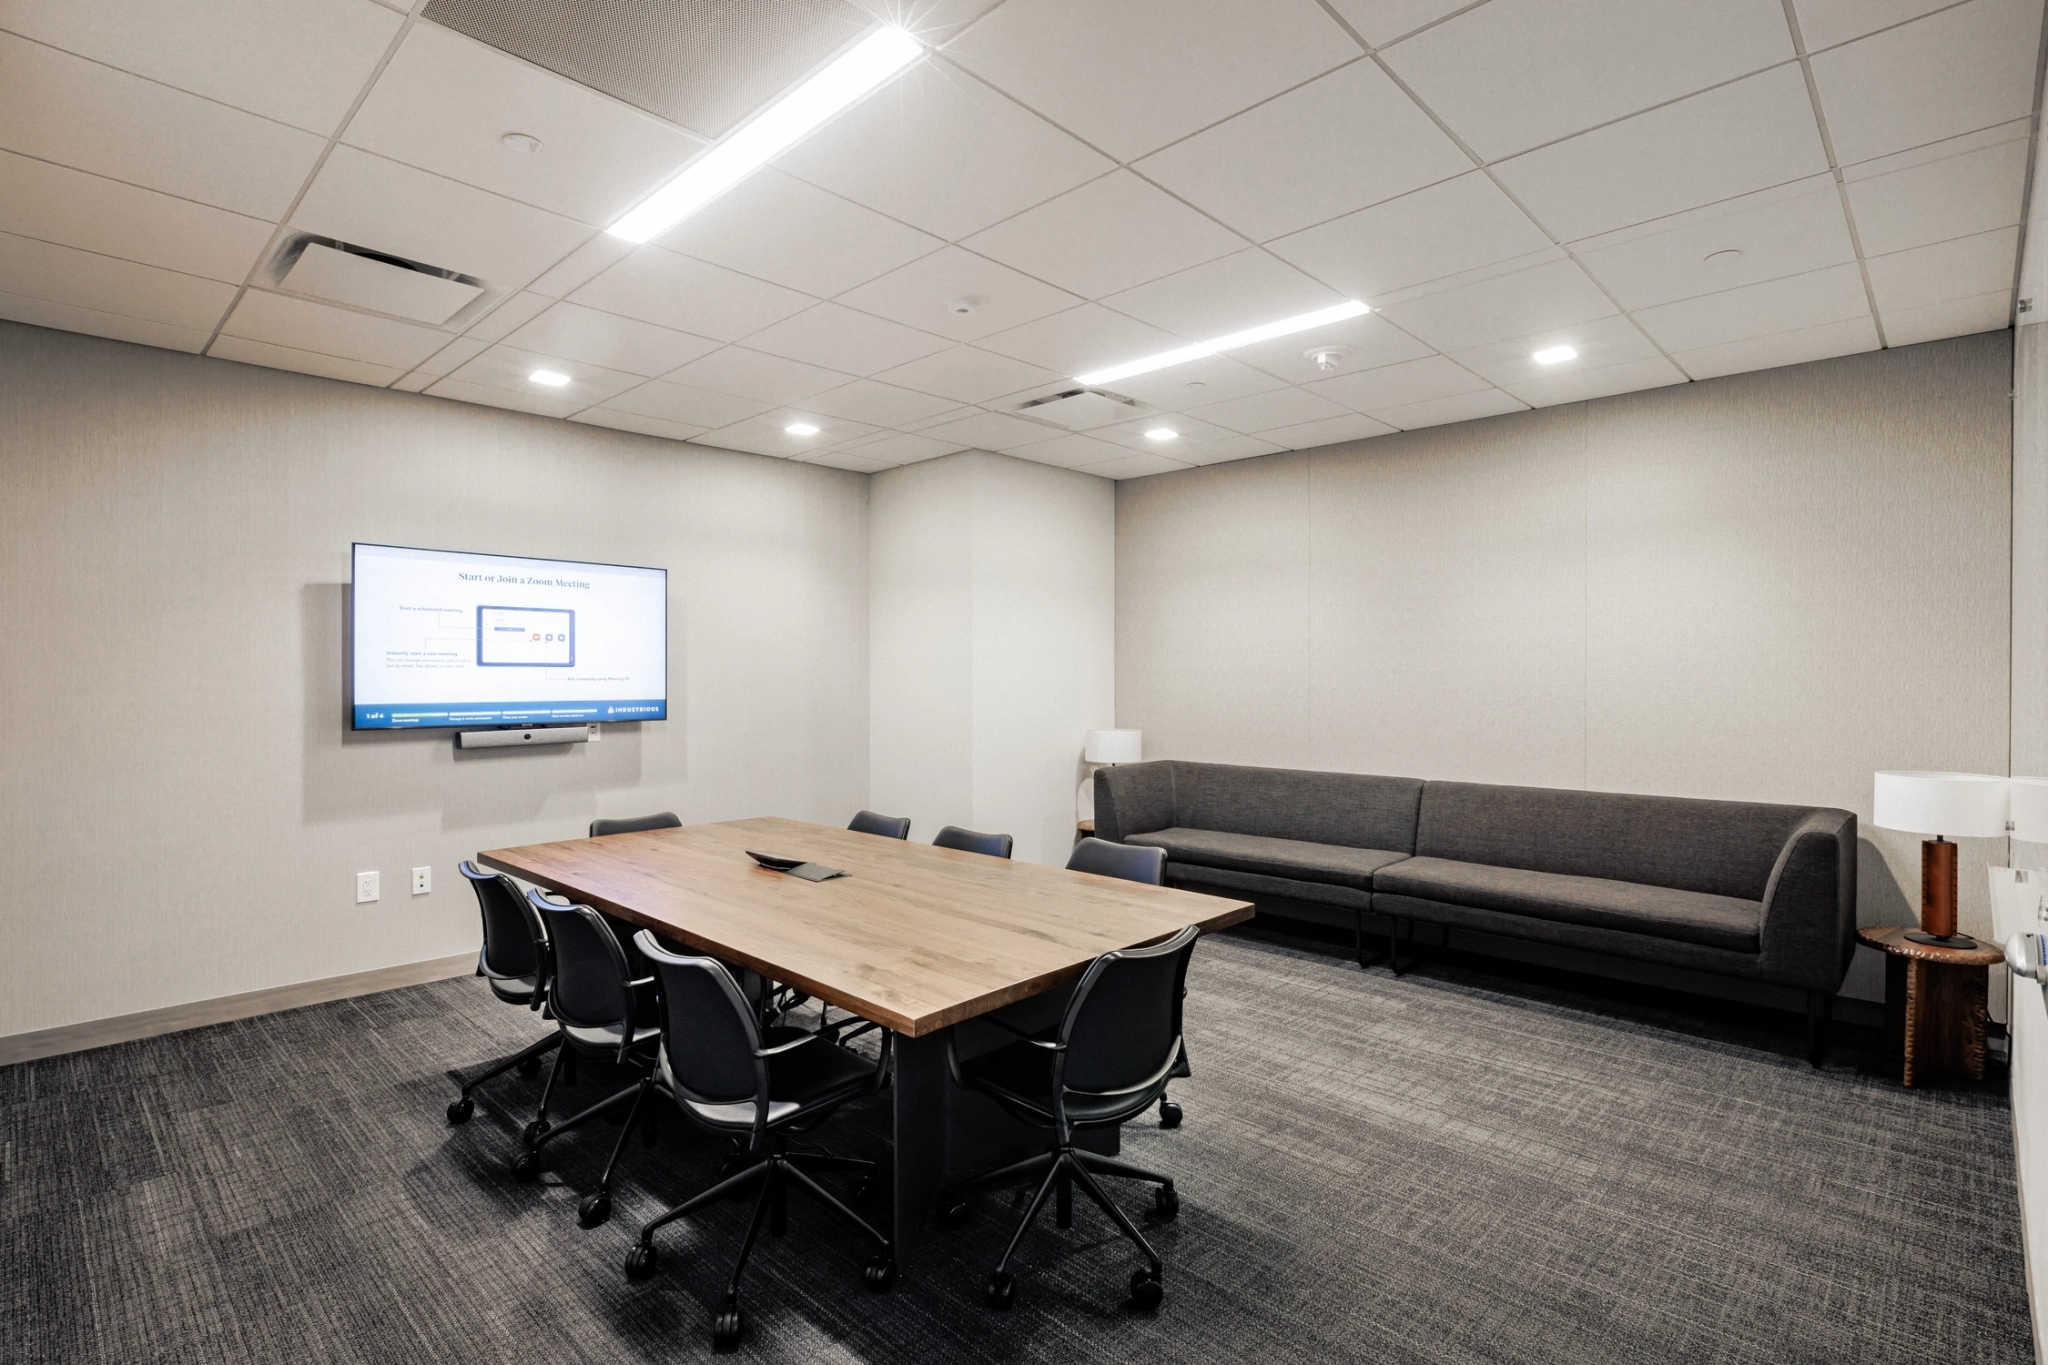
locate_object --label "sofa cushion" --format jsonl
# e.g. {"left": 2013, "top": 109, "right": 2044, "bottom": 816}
{"left": 1374, "top": 856, "right": 1761, "bottom": 952}
{"left": 1124, "top": 827, "right": 1409, "bottom": 890}
{"left": 1162, "top": 862, "right": 1371, "bottom": 911}
{"left": 1171, "top": 764, "right": 1424, "bottom": 852}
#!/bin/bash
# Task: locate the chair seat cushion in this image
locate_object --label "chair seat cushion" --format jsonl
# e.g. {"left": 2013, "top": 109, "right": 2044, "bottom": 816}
{"left": 959, "top": 1039, "right": 1174, "bottom": 1128}
{"left": 486, "top": 974, "right": 539, "bottom": 1005}
{"left": 664, "top": 1028, "right": 875, "bottom": 1131}
{"left": 1123, "top": 827, "right": 1410, "bottom": 889}
{"left": 1372, "top": 856, "right": 1762, "bottom": 953}
{"left": 564, "top": 1020, "right": 661, "bottom": 1052}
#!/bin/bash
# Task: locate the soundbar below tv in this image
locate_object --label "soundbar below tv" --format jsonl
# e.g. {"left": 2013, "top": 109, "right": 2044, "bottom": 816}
{"left": 350, "top": 543, "right": 667, "bottom": 731}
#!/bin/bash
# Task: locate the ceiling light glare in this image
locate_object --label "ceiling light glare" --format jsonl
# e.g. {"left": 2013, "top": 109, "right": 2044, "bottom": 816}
{"left": 1075, "top": 300, "right": 1371, "bottom": 386}
{"left": 1144, "top": 427, "right": 1179, "bottom": 441}
{"left": 785, "top": 422, "right": 821, "bottom": 436}
{"left": 1532, "top": 345, "right": 1577, "bottom": 366}
{"left": 528, "top": 368, "right": 571, "bottom": 387}
{"left": 607, "top": 26, "right": 923, "bottom": 244}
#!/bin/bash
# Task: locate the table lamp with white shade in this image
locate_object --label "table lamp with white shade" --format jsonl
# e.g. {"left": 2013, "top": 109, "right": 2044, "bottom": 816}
{"left": 1084, "top": 729, "right": 1142, "bottom": 765}
{"left": 2012, "top": 777, "right": 2048, "bottom": 845}
{"left": 1872, "top": 771, "right": 2009, "bottom": 949}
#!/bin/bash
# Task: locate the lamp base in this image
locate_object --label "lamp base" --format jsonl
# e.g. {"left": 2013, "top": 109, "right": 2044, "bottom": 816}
{"left": 1905, "top": 930, "right": 1980, "bottom": 951}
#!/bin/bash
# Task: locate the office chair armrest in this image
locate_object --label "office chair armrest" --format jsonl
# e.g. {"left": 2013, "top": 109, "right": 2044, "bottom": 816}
{"left": 628, "top": 976, "right": 654, "bottom": 988}
{"left": 979, "top": 1012, "right": 1063, "bottom": 1050}
{"left": 755, "top": 1031, "right": 830, "bottom": 1058}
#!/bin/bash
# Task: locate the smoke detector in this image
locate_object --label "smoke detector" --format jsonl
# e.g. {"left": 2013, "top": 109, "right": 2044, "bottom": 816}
{"left": 501, "top": 132, "right": 543, "bottom": 153}
{"left": 1304, "top": 344, "right": 1353, "bottom": 373}
{"left": 948, "top": 295, "right": 982, "bottom": 316}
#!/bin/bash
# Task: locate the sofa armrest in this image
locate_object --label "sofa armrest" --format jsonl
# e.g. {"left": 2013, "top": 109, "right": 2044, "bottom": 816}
{"left": 1094, "top": 762, "right": 1176, "bottom": 844}
{"left": 1756, "top": 809, "right": 1858, "bottom": 993}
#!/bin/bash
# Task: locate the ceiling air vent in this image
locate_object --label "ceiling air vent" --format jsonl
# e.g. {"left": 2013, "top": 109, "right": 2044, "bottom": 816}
{"left": 1012, "top": 388, "right": 1145, "bottom": 432}
{"left": 277, "top": 239, "right": 485, "bottom": 325}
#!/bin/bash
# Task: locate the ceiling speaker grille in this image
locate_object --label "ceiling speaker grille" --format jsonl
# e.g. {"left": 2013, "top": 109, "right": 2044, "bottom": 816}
{"left": 420, "top": 0, "right": 871, "bottom": 140}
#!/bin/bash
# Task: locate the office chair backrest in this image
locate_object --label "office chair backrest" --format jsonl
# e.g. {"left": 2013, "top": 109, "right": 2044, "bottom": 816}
{"left": 590, "top": 811, "right": 682, "bottom": 837}
{"left": 848, "top": 809, "right": 912, "bottom": 839}
{"left": 1060, "top": 924, "right": 1199, "bottom": 1097}
{"left": 527, "top": 891, "right": 636, "bottom": 1035}
{"left": 460, "top": 860, "right": 546, "bottom": 983}
{"left": 635, "top": 931, "right": 762, "bottom": 1104}
{"left": 1066, "top": 837, "right": 1165, "bottom": 885}
{"left": 934, "top": 825, "right": 1014, "bottom": 858}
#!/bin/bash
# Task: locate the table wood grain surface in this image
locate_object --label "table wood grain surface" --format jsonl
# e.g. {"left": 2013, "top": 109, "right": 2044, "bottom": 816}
{"left": 479, "top": 817, "right": 1253, "bottom": 1037}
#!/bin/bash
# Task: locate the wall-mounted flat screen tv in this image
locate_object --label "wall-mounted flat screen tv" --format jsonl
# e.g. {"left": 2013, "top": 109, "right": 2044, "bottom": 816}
{"left": 351, "top": 543, "right": 667, "bottom": 730}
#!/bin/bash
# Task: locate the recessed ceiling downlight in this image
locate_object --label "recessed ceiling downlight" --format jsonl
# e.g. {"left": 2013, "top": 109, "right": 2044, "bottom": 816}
{"left": 529, "top": 368, "right": 571, "bottom": 386}
{"left": 1532, "top": 345, "right": 1577, "bottom": 366}
{"left": 785, "top": 422, "right": 821, "bottom": 436}
{"left": 1074, "top": 300, "right": 1371, "bottom": 386}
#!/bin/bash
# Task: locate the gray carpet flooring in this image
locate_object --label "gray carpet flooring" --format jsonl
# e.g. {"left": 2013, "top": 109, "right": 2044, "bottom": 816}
{"left": 0, "top": 926, "right": 2030, "bottom": 1363}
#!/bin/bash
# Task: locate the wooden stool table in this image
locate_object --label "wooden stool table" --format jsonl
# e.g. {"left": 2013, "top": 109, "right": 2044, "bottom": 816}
{"left": 1857, "top": 926, "right": 2004, "bottom": 1086}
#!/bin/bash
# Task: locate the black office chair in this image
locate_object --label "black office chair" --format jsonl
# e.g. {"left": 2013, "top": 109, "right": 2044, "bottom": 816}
{"left": 446, "top": 862, "right": 560, "bottom": 1126}
{"left": 624, "top": 930, "right": 895, "bottom": 1350}
{"left": 591, "top": 811, "right": 682, "bottom": 837}
{"left": 510, "top": 890, "right": 663, "bottom": 1230}
{"left": 941, "top": 924, "right": 1200, "bottom": 1312}
{"left": 848, "top": 809, "right": 912, "bottom": 839}
{"left": 934, "top": 825, "right": 1014, "bottom": 858}
{"left": 1063, "top": 838, "right": 1188, "bottom": 1129}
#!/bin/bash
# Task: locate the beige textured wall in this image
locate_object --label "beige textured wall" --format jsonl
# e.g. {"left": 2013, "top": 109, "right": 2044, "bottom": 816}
{"left": 1118, "top": 333, "right": 2015, "bottom": 1003}
{"left": 0, "top": 321, "right": 870, "bottom": 1039}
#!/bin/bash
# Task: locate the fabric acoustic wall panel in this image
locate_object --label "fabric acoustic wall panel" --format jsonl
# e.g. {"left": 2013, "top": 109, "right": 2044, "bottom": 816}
{"left": 0, "top": 321, "right": 870, "bottom": 1039}
{"left": 1117, "top": 332, "right": 2014, "bottom": 1004}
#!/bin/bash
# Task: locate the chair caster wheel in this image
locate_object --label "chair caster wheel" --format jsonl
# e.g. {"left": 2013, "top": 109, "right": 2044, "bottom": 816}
{"left": 578, "top": 1192, "right": 611, "bottom": 1228}
{"left": 521, "top": 1119, "right": 550, "bottom": 1146}
{"left": 1155, "top": 1185, "right": 1179, "bottom": 1219}
{"left": 1159, "top": 1100, "right": 1183, "bottom": 1129}
{"left": 446, "top": 1097, "right": 474, "bottom": 1125}
{"left": 943, "top": 1200, "right": 970, "bottom": 1227}
{"left": 864, "top": 1257, "right": 896, "bottom": 1292}
{"left": 624, "top": 1242, "right": 658, "bottom": 1280}
{"left": 987, "top": 1271, "right": 1015, "bottom": 1310}
{"left": 1129, "top": 1269, "right": 1164, "bottom": 1310}
{"left": 712, "top": 1305, "right": 744, "bottom": 1350}
{"left": 516, "top": 1055, "right": 542, "bottom": 1077}
{"left": 511, "top": 1151, "right": 541, "bottom": 1182}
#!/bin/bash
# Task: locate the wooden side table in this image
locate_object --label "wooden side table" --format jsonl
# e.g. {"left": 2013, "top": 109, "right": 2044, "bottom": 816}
{"left": 1075, "top": 818, "right": 1095, "bottom": 845}
{"left": 1856, "top": 926, "right": 2004, "bottom": 1086}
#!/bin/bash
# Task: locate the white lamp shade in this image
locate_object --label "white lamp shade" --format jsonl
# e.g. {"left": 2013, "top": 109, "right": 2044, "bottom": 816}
{"left": 2012, "top": 777, "right": 2048, "bottom": 842}
{"left": 1872, "top": 770, "right": 2008, "bottom": 837}
{"left": 1084, "top": 729, "right": 1142, "bottom": 764}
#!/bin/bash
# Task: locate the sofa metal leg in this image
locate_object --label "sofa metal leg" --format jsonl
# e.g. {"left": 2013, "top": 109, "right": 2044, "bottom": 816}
{"left": 1354, "top": 910, "right": 1387, "bottom": 969}
{"left": 1805, "top": 990, "right": 1833, "bottom": 1068}
{"left": 1387, "top": 918, "right": 1421, "bottom": 977}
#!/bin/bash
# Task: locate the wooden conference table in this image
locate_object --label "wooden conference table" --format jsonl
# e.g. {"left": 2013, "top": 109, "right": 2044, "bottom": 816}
{"left": 479, "top": 817, "right": 1253, "bottom": 1264}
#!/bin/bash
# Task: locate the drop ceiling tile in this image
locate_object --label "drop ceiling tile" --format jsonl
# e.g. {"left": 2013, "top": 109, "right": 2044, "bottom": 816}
{"left": 1795, "top": 0, "right": 1959, "bottom": 49}
{"left": 569, "top": 246, "right": 815, "bottom": 343}
{"left": 974, "top": 304, "right": 1183, "bottom": 378}
{"left": 1072, "top": 451, "right": 1194, "bottom": 480}
{"left": 825, "top": 431, "right": 965, "bottom": 466}
{"left": 506, "top": 300, "right": 720, "bottom": 377}
{"left": 1809, "top": 0, "right": 2041, "bottom": 166}
{"left": 1097, "top": 415, "right": 1241, "bottom": 450}
{"left": 1447, "top": 313, "right": 1662, "bottom": 386}
{"left": 945, "top": 0, "right": 1351, "bottom": 162}
{"left": 801, "top": 379, "right": 963, "bottom": 428}
{"left": 423, "top": 375, "right": 586, "bottom": 419}
{"left": 1258, "top": 411, "right": 1399, "bottom": 449}
{"left": 1881, "top": 289, "right": 2014, "bottom": 345}
{"left": 601, "top": 379, "right": 770, "bottom": 429}
{"left": 738, "top": 302, "right": 951, "bottom": 376}
{"left": 343, "top": 22, "right": 705, "bottom": 226}
{"left": 293, "top": 146, "right": 591, "bottom": 289}
{"left": 1494, "top": 66, "right": 1830, "bottom": 244}
{"left": 1324, "top": 0, "right": 1472, "bottom": 46}
{"left": 1177, "top": 435, "right": 1289, "bottom": 466}
{"left": 1632, "top": 262, "right": 1871, "bottom": 352}
{"left": 1134, "top": 61, "right": 1469, "bottom": 244}
{"left": 0, "top": 152, "right": 273, "bottom": 284}
{"left": 1843, "top": 124, "right": 2029, "bottom": 256}
{"left": 1003, "top": 432, "right": 1132, "bottom": 468}
{"left": 900, "top": 404, "right": 985, "bottom": 431}
{"left": 441, "top": 342, "right": 645, "bottom": 408}
{"left": 0, "top": 0, "right": 401, "bottom": 133}
{"left": 1377, "top": 257, "right": 1617, "bottom": 353}
{"left": 390, "top": 370, "right": 436, "bottom": 392}
{"left": 0, "top": 230, "right": 235, "bottom": 331}
{"left": 1104, "top": 354, "right": 1290, "bottom": 410}
{"left": 963, "top": 172, "right": 1247, "bottom": 301}
{"left": 570, "top": 408, "right": 707, "bottom": 443}
{"left": 1189, "top": 386, "right": 1354, "bottom": 433}
{"left": 1667, "top": 313, "right": 1879, "bottom": 379}
{"left": 1501, "top": 354, "right": 1688, "bottom": 408}
{"left": 220, "top": 290, "right": 451, "bottom": 368}
{"left": 1306, "top": 353, "right": 1489, "bottom": 411}
{"left": 697, "top": 410, "right": 878, "bottom": 459}
{"left": 528, "top": 235, "right": 631, "bottom": 299}
{"left": 1371, "top": 386, "right": 1527, "bottom": 429}
{"left": 663, "top": 346, "right": 851, "bottom": 405}
{"left": 1380, "top": 0, "right": 1793, "bottom": 162}
{"left": 0, "top": 31, "right": 324, "bottom": 219}
{"left": 462, "top": 291, "right": 554, "bottom": 343}
{"left": 872, "top": 346, "right": 1068, "bottom": 405}
{"left": 1099, "top": 249, "right": 1348, "bottom": 342}
{"left": 0, "top": 288, "right": 212, "bottom": 353}
{"left": 803, "top": 448, "right": 899, "bottom": 473}
{"left": 834, "top": 246, "right": 1081, "bottom": 343}
{"left": 775, "top": 59, "right": 1114, "bottom": 241}
{"left": 654, "top": 169, "right": 943, "bottom": 300}
{"left": 919, "top": 409, "right": 1063, "bottom": 452}
{"left": 408, "top": 333, "right": 491, "bottom": 378}
{"left": 1573, "top": 175, "right": 1855, "bottom": 309}
{"left": 1229, "top": 309, "right": 1435, "bottom": 382}
{"left": 1268, "top": 172, "right": 1554, "bottom": 302}
{"left": 210, "top": 334, "right": 404, "bottom": 386}
{"left": 1865, "top": 226, "right": 2019, "bottom": 315}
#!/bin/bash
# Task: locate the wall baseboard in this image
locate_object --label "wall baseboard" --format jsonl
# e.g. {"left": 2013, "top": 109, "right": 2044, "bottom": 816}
{"left": 0, "top": 952, "right": 477, "bottom": 1068}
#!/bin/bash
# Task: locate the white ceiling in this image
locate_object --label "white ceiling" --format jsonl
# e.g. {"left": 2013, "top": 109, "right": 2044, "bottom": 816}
{"left": 0, "top": 0, "right": 2039, "bottom": 480}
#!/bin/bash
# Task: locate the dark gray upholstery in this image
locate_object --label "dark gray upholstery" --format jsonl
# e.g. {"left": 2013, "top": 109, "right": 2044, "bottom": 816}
{"left": 1094, "top": 761, "right": 1857, "bottom": 994}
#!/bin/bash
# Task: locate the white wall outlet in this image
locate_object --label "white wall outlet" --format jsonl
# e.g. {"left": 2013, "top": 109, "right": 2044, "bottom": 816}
{"left": 588, "top": 723, "right": 602, "bottom": 742}
{"left": 356, "top": 870, "right": 380, "bottom": 904}
{"left": 411, "top": 866, "right": 431, "bottom": 896}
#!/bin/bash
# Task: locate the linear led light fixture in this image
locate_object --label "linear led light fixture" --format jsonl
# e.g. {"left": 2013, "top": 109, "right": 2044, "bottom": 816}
{"left": 1074, "top": 300, "right": 1372, "bottom": 386}
{"left": 607, "top": 26, "right": 923, "bottom": 244}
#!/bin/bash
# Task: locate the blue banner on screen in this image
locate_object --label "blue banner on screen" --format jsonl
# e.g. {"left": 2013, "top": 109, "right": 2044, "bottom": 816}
{"left": 351, "top": 544, "right": 667, "bottom": 731}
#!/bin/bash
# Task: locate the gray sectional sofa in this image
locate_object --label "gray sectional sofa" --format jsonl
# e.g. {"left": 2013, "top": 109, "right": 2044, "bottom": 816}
{"left": 1093, "top": 761, "right": 1857, "bottom": 1058}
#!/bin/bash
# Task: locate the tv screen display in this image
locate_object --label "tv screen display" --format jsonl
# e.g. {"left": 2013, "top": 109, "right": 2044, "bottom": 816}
{"left": 351, "top": 543, "right": 667, "bottom": 730}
